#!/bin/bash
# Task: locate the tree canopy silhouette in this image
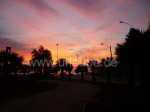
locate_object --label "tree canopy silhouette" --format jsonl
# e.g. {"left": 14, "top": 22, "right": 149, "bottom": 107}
{"left": 115, "top": 23, "right": 150, "bottom": 97}
{"left": 30, "top": 46, "right": 52, "bottom": 74}
{"left": 0, "top": 51, "right": 23, "bottom": 74}
{"left": 66, "top": 63, "right": 73, "bottom": 80}
{"left": 88, "top": 60, "right": 99, "bottom": 82}
{"left": 75, "top": 64, "right": 88, "bottom": 81}
{"left": 56, "top": 58, "right": 67, "bottom": 79}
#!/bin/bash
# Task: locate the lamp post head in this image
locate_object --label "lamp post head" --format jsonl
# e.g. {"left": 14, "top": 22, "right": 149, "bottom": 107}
{"left": 101, "top": 43, "right": 104, "bottom": 45}
{"left": 119, "top": 21, "right": 133, "bottom": 28}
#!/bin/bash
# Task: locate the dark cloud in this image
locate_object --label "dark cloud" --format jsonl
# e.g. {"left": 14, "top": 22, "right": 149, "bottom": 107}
{"left": 0, "top": 37, "right": 28, "bottom": 51}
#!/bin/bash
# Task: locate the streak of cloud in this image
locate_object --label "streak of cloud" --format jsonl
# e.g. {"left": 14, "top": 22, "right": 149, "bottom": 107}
{"left": 60, "top": 0, "right": 107, "bottom": 21}
{"left": 0, "top": 37, "right": 28, "bottom": 51}
{"left": 12, "top": 0, "right": 61, "bottom": 16}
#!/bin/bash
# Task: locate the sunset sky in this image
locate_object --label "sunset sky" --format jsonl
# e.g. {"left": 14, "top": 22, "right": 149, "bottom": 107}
{"left": 0, "top": 0, "right": 150, "bottom": 64}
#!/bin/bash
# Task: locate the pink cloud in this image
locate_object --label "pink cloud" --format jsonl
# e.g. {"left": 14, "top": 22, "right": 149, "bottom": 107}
{"left": 11, "top": 0, "right": 62, "bottom": 19}
{"left": 115, "top": 0, "right": 137, "bottom": 5}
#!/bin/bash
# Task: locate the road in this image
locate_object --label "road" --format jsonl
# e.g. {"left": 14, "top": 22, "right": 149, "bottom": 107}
{"left": 0, "top": 80, "right": 99, "bottom": 112}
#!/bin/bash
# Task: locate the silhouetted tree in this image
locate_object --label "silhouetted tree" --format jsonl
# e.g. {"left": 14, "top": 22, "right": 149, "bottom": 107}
{"left": 116, "top": 23, "right": 150, "bottom": 98}
{"left": 88, "top": 60, "right": 99, "bottom": 82}
{"left": 84, "top": 65, "right": 88, "bottom": 75}
{"left": 21, "top": 64, "right": 30, "bottom": 75}
{"left": 66, "top": 63, "right": 73, "bottom": 80}
{"left": 0, "top": 51, "right": 6, "bottom": 74}
{"left": 75, "top": 64, "right": 88, "bottom": 81}
{"left": 56, "top": 58, "right": 67, "bottom": 79}
{"left": 98, "top": 58, "right": 113, "bottom": 84}
{"left": 0, "top": 51, "right": 23, "bottom": 75}
{"left": 98, "top": 58, "right": 107, "bottom": 75}
{"left": 75, "top": 67, "right": 79, "bottom": 76}
{"left": 51, "top": 65, "right": 59, "bottom": 75}
{"left": 116, "top": 28, "right": 143, "bottom": 93}
{"left": 30, "top": 46, "right": 52, "bottom": 75}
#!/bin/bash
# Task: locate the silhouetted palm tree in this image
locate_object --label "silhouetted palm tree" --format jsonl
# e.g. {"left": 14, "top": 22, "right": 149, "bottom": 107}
{"left": 51, "top": 65, "right": 59, "bottom": 75}
{"left": 30, "top": 46, "right": 52, "bottom": 75}
{"left": 75, "top": 67, "right": 79, "bottom": 76}
{"left": 75, "top": 64, "right": 88, "bottom": 81}
{"left": 88, "top": 60, "right": 99, "bottom": 82}
{"left": 21, "top": 64, "right": 30, "bottom": 75}
{"left": 66, "top": 63, "right": 73, "bottom": 80}
{"left": 56, "top": 58, "right": 67, "bottom": 79}
{"left": 84, "top": 65, "right": 88, "bottom": 75}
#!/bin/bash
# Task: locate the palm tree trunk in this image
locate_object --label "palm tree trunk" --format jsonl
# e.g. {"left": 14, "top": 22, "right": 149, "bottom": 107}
{"left": 81, "top": 72, "right": 84, "bottom": 81}
{"left": 92, "top": 71, "right": 96, "bottom": 82}
{"left": 61, "top": 69, "right": 64, "bottom": 79}
{"left": 69, "top": 72, "right": 71, "bottom": 80}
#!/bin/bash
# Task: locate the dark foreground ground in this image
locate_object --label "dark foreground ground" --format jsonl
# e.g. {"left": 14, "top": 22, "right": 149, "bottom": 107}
{"left": 0, "top": 76, "right": 58, "bottom": 102}
{"left": 85, "top": 83, "right": 150, "bottom": 112}
{"left": 0, "top": 76, "right": 149, "bottom": 112}
{"left": 0, "top": 77, "right": 99, "bottom": 112}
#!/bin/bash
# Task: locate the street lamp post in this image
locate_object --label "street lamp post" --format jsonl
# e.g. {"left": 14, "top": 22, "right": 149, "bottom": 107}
{"left": 119, "top": 21, "right": 133, "bottom": 28}
{"left": 101, "top": 43, "right": 113, "bottom": 61}
{"left": 101, "top": 43, "right": 112, "bottom": 84}
{"left": 109, "top": 46, "right": 112, "bottom": 61}
{"left": 56, "top": 44, "right": 59, "bottom": 62}
{"left": 77, "top": 53, "right": 78, "bottom": 65}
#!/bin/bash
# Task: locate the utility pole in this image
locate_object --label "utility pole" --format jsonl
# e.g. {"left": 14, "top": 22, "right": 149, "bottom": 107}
{"left": 110, "top": 46, "right": 112, "bottom": 61}
{"left": 56, "top": 44, "right": 59, "bottom": 62}
{"left": 101, "top": 43, "right": 113, "bottom": 61}
{"left": 70, "top": 49, "right": 79, "bottom": 66}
